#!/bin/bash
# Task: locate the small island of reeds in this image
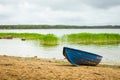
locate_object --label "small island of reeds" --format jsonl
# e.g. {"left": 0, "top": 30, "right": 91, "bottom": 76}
{"left": 62, "top": 33, "right": 120, "bottom": 45}
{"left": 0, "top": 33, "right": 58, "bottom": 46}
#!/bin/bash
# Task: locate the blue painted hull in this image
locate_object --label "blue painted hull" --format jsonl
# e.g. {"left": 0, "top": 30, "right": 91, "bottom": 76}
{"left": 63, "top": 47, "right": 102, "bottom": 66}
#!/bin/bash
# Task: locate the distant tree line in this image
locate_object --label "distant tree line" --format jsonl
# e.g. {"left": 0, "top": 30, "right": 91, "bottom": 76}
{"left": 0, "top": 25, "right": 120, "bottom": 29}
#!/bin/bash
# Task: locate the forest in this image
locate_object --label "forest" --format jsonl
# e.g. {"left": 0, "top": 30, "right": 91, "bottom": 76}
{"left": 0, "top": 25, "right": 120, "bottom": 29}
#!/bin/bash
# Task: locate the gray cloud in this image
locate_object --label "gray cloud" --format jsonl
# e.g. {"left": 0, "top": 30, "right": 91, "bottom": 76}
{"left": 81, "top": 0, "right": 120, "bottom": 9}
{"left": 26, "top": 0, "right": 120, "bottom": 10}
{"left": 0, "top": 0, "right": 120, "bottom": 25}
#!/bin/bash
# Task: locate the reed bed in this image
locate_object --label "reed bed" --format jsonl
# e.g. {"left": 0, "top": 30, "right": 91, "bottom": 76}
{"left": 41, "top": 34, "right": 58, "bottom": 46}
{"left": 0, "top": 33, "right": 43, "bottom": 40}
{"left": 0, "top": 33, "right": 58, "bottom": 45}
{"left": 0, "top": 33, "right": 120, "bottom": 45}
{"left": 62, "top": 33, "right": 120, "bottom": 44}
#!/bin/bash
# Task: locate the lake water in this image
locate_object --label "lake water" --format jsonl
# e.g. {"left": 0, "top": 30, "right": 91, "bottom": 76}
{"left": 0, "top": 29, "right": 120, "bottom": 37}
{"left": 0, "top": 29, "right": 120, "bottom": 65}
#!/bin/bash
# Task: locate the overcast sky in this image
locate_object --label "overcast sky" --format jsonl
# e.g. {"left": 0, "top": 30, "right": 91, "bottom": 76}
{"left": 0, "top": 0, "right": 120, "bottom": 25}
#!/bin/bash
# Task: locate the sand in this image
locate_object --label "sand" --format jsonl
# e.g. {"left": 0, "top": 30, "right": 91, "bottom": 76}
{"left": 0, "top": 55, "right": 120, "bottom": 80}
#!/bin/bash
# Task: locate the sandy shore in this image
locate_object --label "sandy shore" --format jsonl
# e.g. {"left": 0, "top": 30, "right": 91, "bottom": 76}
{"left": 0, "top": 55, "right": 120, "bottom": 80}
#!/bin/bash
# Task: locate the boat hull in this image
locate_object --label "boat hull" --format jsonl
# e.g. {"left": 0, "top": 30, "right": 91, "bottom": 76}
{"left": 63, "top": 47, "right": 102, "bottom": 66}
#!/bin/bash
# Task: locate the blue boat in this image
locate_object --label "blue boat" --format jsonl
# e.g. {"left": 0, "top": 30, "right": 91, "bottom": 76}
{"left": 63, "top": 47, "right": 103, "bottom": 66}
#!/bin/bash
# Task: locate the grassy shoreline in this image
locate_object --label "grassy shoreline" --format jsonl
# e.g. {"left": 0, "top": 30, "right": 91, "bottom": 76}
{"left": 0, "top": 55, "right": 120, "bottom": 80}
{"left": 0, "top": 32, "right": 120, "bottom": 45}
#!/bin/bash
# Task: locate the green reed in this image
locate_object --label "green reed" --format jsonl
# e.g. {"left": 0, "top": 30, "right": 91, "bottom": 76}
{"left": 41, "top": 34, "right": 58, "bottom": 46}
{"left": 0, "top": 33, "right": 44, "bottom": 40}
{"left": 0, "top": 33, "right": 120, "bottom": 45}
{"left": 62, "top": 33, "right": 120, "bottom": 44}
{"left": 0, "top": 33, "right": 58, "bottom": 45}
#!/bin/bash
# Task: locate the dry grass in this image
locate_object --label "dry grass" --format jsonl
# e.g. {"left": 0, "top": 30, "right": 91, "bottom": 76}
{"left": 0, "top": 55, "right": 120, "bottom": 80}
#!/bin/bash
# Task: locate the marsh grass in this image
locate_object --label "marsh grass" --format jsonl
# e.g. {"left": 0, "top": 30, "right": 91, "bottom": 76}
{"left": 0, "top": 33, "right": 44, "bottom": 40}
{"left": 41, "top": 34, "right": 58, "bottom": 46}
{"left": 0, "top": 33, "right": 58, "bottom": 46}
{"left": 62, "top": 33, "right": 120, "bottom": 44}
{"left": 0, "top": 33, "right": 120, "bottom": 45}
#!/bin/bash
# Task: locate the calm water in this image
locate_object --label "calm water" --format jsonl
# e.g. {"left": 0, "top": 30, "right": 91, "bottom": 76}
{"left": 0, "top": 29, "right": 120, "bottom": 65}
{"left": 0, "top": 29, "right": 120, "bottom": 37}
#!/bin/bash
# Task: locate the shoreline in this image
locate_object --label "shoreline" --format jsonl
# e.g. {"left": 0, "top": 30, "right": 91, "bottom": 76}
{"left": 0, "top": 55, "right": 120, "bottom": 80}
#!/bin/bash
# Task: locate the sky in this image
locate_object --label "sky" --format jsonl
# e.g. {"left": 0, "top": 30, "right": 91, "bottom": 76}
{"left": 0, "top": 0, "right": 120, "bottom": 25}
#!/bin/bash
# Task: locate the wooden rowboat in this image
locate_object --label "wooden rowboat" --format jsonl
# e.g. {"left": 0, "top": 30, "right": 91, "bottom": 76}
{"left": 63, "top": 47, "right": 102, "bottom": 66}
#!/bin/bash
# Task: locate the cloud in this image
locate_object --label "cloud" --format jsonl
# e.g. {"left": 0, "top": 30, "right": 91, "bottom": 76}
{"left": 81, "top": 0, "right": 120, "bottom": 9}
{"left": 0, "top": 0, "right": 120, "bottom": 25}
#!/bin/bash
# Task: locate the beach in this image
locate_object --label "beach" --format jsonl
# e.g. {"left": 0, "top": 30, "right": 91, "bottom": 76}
{"left": 0, "top": 55, "right": 120, "bottom": 80}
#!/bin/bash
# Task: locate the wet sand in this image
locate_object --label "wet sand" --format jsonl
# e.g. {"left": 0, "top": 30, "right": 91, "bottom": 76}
{"left": 0, "top": 55, "right": 120, "bottom": 80}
